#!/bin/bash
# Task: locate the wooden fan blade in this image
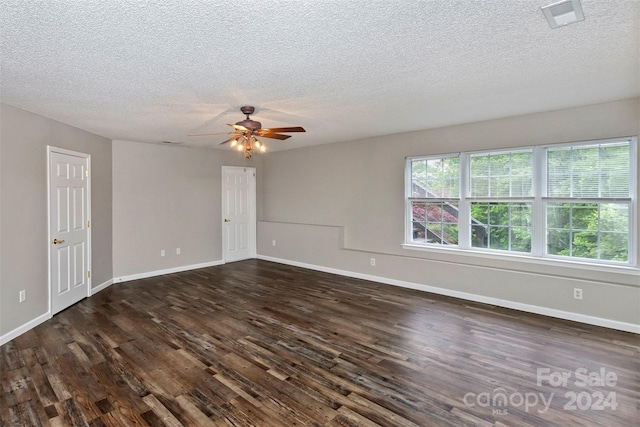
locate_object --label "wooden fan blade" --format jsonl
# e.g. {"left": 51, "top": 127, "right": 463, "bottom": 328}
{"left": 259, "top": 133, "right": 292, "bottom": 140}
{"left": 228, "top": 123, "right": 248, "bottom": 131}
{"left": 263, "top": 126, "right": 305, "bottom": 133}
{"left": 219, "top": 136, "right": 241, "bottom": 145}
{"left": 188, "top": 131, "right": 234, "bottom": 137}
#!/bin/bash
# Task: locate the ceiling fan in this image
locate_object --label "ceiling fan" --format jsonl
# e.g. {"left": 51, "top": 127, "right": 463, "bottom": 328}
{"left": 188, "top": 106, "right": 305, "bottom": 158}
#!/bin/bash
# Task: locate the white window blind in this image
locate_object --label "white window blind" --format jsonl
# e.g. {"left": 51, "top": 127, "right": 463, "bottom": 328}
{"left": 470, "top": 150, "right": 532, "bottom": 198}
{"left": 547, "top": 142, "right": 630, "bottom": 198}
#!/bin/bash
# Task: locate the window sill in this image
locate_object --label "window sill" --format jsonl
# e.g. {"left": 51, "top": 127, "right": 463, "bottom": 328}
{"left": 401, "top": 243, "right": 640, "bottom": 278}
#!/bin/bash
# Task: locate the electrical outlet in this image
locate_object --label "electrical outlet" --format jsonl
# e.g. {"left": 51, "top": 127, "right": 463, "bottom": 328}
{"left": 176, "top": 247, "right": 181, "bottom": 255}
{"left": 19, "top": 290, "right": 26, "bottom": 303}
{"left": 161, "top": 250, "right": 166, "bottom": 257}
{"left": 370, "top": 258, "right": 376, "bottom": 266}
{"left": 573, "top": 288, "right": 583, "bottom": 300}
{"left": 272, "top": 240, "right": 276, "bottom": 246}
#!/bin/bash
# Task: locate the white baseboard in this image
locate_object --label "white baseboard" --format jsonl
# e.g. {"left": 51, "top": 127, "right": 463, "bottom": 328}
{"left": 113, "top": 260, "right": 225, "bottom": 283}
{"left": 3, "top": 256, "right": 635, "bottom": 347}
{"left": 0, "top": 312, "right": 51, "bottom": 346}
{"left": 1, "top": 260, "right": 225, "bottom": 345}
{"left": 257, "top": 255, "right": 640, "bottom": 334}
{"left": 91, "top": 278, "right": 114, "bottom": 295}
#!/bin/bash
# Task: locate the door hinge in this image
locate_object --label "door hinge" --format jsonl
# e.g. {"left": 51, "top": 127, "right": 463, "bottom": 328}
{"left": 87, "top": 271, "right": 91, "bottom": 278}
{"left": 86, "top": 170, "right": 90, "bottom": 177}
{"left": 87, "top": 220, "right": 90, "bottom": 228}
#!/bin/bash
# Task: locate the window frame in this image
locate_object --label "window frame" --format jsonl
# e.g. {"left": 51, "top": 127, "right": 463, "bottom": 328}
{"left": 405, "top": 153, "right": 461, "bottom": 245}
{"left": 404, "top": 136, "right": 637, "bottom": 268}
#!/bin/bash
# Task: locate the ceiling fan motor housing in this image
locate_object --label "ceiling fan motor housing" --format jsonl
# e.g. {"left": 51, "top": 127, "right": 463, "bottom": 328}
{"left": 235, "top": 118, "right": 262, "bottom": 130}
{"left": 237, "top": 106, "right": 261, "bottom": 131}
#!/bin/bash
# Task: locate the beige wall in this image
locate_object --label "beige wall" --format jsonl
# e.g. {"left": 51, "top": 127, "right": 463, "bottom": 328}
{"left": 0, "top": 103, "right": 113, "bottom": 336}
{"left": 1, "top": 98, "right": 638, "bottom": 340}
{"left": 112, "top": 140, "right": 263, "bottom": 278}
{"left": 259, "top": 98, "right": 640, "bottom": 329}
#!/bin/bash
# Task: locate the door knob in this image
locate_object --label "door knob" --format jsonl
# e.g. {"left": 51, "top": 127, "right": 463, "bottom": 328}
{"left": 224, "top": 218, "right": 230, "bottom": 222}
{"left": 53, "top": 238, "right": 65, "bottom": 244}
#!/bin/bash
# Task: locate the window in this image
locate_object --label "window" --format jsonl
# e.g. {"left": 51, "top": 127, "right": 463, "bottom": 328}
{"left": 468, "top": 150, "right": 533, "bottom": 253}
{"left": 405, "top": 137, "right": 636, "bottom": 266}
{"left": 544, "top": 141, "right": 632, "bottom": 262}
{"left": 409, "top": 156, "right": 459, "bottom": 245}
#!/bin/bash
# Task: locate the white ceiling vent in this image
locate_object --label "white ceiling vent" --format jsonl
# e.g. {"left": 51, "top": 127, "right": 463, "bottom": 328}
{"left": 541, "top": 0, "right": 585, "bottom": 29}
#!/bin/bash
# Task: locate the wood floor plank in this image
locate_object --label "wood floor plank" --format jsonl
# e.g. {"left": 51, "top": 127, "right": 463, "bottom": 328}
{"left": 142, "top": 394, "right": 184, "bottom": 427}
{"left": 2, "top": 259, "right": 638, "bottom": 426}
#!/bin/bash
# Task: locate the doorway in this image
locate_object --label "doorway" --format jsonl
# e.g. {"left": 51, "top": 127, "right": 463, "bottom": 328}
{"left": 48, "top": 147, "right": 91, "bottom": 315}
{"left": 221, "top": 166, "right": 256, "bottom": 262}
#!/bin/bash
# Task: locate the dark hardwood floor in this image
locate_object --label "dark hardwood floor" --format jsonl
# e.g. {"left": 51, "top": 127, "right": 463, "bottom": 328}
{"left": 2, "top": 259, "right": 639, "bottom": 426}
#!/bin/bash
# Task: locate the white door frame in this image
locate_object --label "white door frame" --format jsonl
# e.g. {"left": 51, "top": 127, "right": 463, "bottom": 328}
{"left": 222, "top": 166, "right": 256, "bottom": 262}
{"left": 47, "top": 146, "right": 91, "bottom": 314}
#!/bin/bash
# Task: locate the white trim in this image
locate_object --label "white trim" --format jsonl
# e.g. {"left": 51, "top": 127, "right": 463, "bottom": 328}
{"left": 629, "top": 136, "right": 638, "bottom": 266}
{"left": 532, "top": 146, "right": 545, "bottom": 257}
{"left": 90, "top": 279, "right": 114, "bottom": 295}
{"left": 401, "top": 243, "right": 640, "bottom": 277}
{"left": 541, "top": 135, "right": 634, "bottom": 150}
{"left": 113, "top": 260, "right": 224, "bottom": 283}
{"left": 2, "top": 255, "right": 636, "bottom": 346}
{"left": 0, "top": 312, "right": 51, "bottom": 346}
{"left": 458, "top": 153, "right": 471, "bottom": 246}
{"left": 406, "top": 152, "right": 461, "bottom": 161}
{"left": 257, "top": 255, "right": 640, "bottom": 334}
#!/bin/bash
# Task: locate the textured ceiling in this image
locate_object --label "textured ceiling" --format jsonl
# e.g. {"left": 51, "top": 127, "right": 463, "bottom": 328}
{"left": 1, "top": 1, "right": 638, "bottom": 151}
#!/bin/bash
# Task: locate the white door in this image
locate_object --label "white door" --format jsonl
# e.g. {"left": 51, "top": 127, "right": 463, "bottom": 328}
{"left": 222, "top": 166, "right": 256, "bottom": 262}
{"left": 48, "top": 148, "right": 90, "bottom": 315}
